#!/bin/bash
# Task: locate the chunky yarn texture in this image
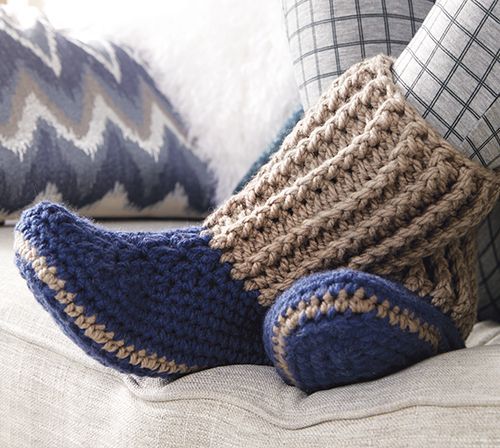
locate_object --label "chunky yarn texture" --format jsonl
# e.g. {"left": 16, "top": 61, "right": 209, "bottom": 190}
{"left": 15, "top": 203, "right": 268, "bottom": 377}
{"left": 14, "top": 55, "right": 499, "bottom": 381}
{"left": 263, "top": 269, "right": 464, "bottom": 393}
{"left": 206, "top": 55, "right": 499, "bottom": 337}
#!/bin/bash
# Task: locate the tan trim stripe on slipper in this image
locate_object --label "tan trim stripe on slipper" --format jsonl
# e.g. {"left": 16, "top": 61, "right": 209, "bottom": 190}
{"left": 14, "top": 231, "right": 198, "bottom": 375}
{"left": 271, "top": 287, "right": 441, "bottom": 386}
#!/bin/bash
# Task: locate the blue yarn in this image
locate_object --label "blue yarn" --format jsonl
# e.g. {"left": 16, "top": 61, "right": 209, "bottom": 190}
{"left": 263, "top": 269, "right": 464, "bottom": 393}
{"left": 15, "top": 201, "right": 269, "bottom": 377}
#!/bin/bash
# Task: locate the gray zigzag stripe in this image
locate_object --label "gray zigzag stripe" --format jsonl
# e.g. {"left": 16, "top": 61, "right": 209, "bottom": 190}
{"left": 0, "top": 12, "right": 217, "bottom": 216}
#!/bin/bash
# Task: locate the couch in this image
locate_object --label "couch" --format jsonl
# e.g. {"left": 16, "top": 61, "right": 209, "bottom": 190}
{"left": 1, "top": 220, "right": 500, "bottom": 447}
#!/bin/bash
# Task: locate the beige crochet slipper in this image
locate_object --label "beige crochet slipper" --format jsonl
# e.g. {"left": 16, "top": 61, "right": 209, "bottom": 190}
{"left": 206, "top": 54, "right": 500, "bottom": 338}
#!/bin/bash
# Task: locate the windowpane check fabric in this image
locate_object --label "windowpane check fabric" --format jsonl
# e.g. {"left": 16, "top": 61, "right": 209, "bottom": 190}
{"left": 282, "top": 0, "right": 434, "bottom": 108}
{"left": 393, "top": 0, "right": 500, "bottom": 169}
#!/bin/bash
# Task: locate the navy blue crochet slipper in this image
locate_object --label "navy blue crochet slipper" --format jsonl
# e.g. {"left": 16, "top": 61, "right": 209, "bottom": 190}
{"left": 15, "top": 201, "right": 269, "bottom": 377}
{"left": 264, "top": 269, "right": 464, "bottom": 393}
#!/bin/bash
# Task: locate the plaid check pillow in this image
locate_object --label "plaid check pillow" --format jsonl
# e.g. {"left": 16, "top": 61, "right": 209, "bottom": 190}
{"left": 282, "top": 0, "right": 434, "bottom": 108}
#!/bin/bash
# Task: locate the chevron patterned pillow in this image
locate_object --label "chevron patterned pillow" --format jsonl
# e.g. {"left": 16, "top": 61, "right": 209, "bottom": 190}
{"left": 0, "top": 10, "right": 216, "bottom": 220}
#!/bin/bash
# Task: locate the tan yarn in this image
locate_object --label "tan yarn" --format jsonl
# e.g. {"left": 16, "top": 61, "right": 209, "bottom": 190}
{"left": 205, "top": 55, "right": 500, "bottom": 337}
{"left": 392, "top": 231, "right": 478, "bottom": 337}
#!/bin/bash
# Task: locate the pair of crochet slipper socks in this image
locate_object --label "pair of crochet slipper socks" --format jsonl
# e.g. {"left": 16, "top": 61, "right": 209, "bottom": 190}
{"left": 15, "top": 56, "right": 500, "bottom": 393}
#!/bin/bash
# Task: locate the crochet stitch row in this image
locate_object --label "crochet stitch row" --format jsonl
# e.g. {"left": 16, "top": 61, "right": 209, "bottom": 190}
{"left": 394, "top": 231, "right": 479, "bottom": 337}
{"left": 14, "top": 232, "right": 198, "bottom": 374}
{"left": 270, "top": 286, "right": 441, "bottom": 386}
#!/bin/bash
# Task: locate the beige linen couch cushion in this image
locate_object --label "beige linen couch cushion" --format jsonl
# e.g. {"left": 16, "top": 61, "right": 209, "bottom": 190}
{"left": 1, "top": 221, "right": 500, "bottom": 447}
